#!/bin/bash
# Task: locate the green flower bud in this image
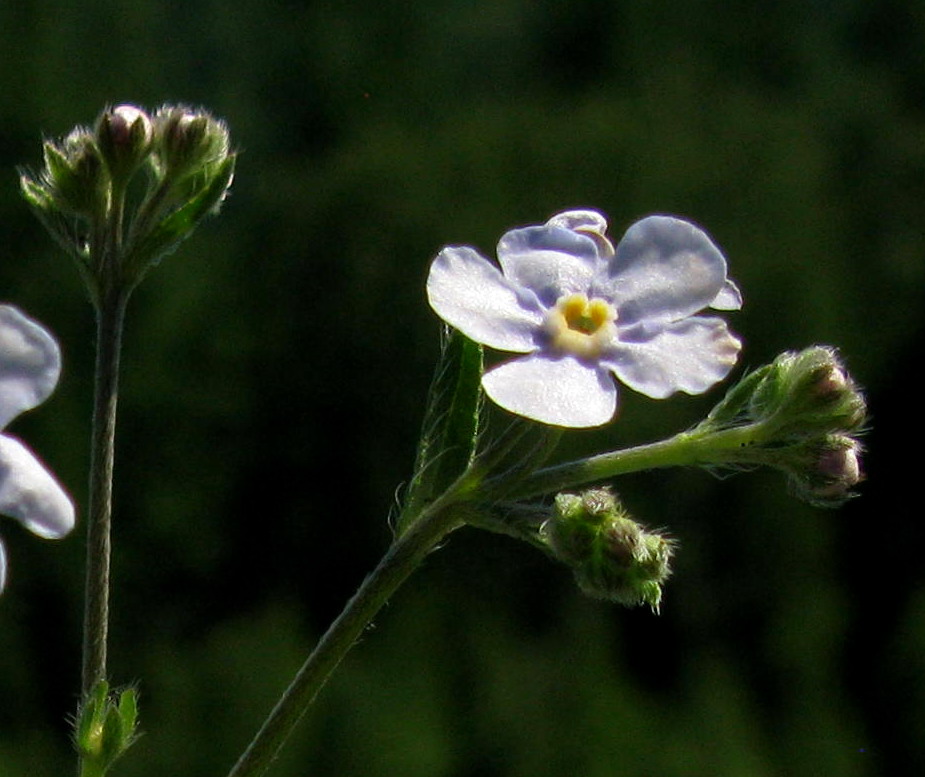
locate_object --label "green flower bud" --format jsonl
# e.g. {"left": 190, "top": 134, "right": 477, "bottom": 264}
{"left": 21, "top": 103, "right": 236, "bottom": 301}
{"left": 693, "top": 346, "right": 868, "bottom": 506}
{"left": 544, "top": 488, "right": 674, "bottom": 611}
{"left": 747, "top": 346, "right": 867, "bottom": 437}
{"left": 154, "top": 104, "right": 231, "bottom": 181}
{"left": 95, "top": 104, "right": 153, "bottom": 184}
{"left": 21, "top": 128, "right": 108, "bottom": 219}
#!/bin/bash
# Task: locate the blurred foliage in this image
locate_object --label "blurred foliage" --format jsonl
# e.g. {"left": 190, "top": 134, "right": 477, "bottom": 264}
{"left": 1, "top": 0, "right": 922, "bottom": 775}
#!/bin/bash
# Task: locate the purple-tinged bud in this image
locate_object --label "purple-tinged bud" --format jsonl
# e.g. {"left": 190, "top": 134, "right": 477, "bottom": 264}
{"left": 96, "top": 104, "right": 153, "bottom": 183}
{"left": 794, "top": 435, "right": 864, "bottom": 507}
{"left": 694, "top": 346, "right": 869, "bottom": 507}
{"left": 748, "top": 346, "right": 867, "bottom": 437}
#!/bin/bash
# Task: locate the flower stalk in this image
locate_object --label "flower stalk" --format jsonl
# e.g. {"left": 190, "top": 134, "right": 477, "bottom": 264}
{"left": 82, "top": 285, "right": 129, "bottom": 694}
{"left": 498, "top": 423, "right": 759, "bottom": 502}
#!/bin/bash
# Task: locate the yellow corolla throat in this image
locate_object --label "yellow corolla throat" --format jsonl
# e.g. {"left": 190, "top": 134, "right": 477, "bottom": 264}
{"left": 544, "top": 293, "right": 617, "bottom": 359}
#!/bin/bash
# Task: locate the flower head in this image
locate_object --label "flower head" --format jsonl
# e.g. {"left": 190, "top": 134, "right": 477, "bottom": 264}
{"left": 427, "top": 209, "right": 742, "bottom": 427}
{"left": 0, "top": 305, "right": 75, "bottom": 593}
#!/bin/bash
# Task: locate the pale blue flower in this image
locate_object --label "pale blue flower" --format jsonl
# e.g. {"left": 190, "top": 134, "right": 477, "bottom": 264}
{"left": 427, "top": 210, "right": 742, "bottom": 427}
{"left": 0, "top": 305, "right": 74, "bottom": 593}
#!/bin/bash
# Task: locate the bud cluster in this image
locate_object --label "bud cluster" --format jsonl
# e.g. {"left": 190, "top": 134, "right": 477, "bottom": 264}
{"left": 542, "top": 488, "right": 674, "bottom": 611}
{"left": 20, "top": 104, "right": 235, "bottom": 302}
{"left": 700, "top": 346, "right": 867, "bottom": 506}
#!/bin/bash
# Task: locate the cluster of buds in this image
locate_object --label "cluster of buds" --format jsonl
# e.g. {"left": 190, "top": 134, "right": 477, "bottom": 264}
{"left": 542, "top": 488, "right": 674, "bottom": 611}
{"left": 700, "top": 346, "right": 867, "bottom": 506}
{"left": 19, "top": 104, "right": 234, "bottom": 304}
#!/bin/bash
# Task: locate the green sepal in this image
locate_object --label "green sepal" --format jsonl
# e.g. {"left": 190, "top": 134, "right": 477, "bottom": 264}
{"left": 42, "top": 135, "right": 109, "bottom": 217}
{"left": 100, "top": 705, "right": 125, "bottom": 763}
{"left": 118, "top": 687, "right": 138, "bottom": 735}
{"left": 398, "top": 327, "right": 483, "bottom": 533}
{"left": 124, "top": 154, "right": 235, "bottom": 283}
{"left": 75, "top": 680, "right": 109, "bottom": 757}
{"left": 699, "top": 364, "right": 772, "bottom": 430}
{"left": 75, "top": 680, "right": 140, "bottom": 777}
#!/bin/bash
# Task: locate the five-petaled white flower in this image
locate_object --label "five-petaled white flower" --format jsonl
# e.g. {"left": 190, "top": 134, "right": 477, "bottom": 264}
{"left": 0, "top": 305, "right": 74, "bottom": 593}
{"left": 427, "top": 209, "right": 743, "bottom": 427}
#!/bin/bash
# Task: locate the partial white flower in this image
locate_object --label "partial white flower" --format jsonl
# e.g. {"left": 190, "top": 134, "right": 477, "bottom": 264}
{"left": 0, "top": 305, "right": 74, "bottom": 593}
{"left": 427, "top": 209, "right": 742, "bottom": 428}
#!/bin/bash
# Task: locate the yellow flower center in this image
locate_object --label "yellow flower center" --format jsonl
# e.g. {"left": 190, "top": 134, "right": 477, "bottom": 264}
{"left": 545, "top": 293, "right": 617, "bottom": 360}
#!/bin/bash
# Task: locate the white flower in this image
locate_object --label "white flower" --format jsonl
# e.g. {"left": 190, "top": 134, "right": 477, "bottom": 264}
{"left": 427, "top": 209, "right": 742, "bottom": 428}
{"left": 0, "top": 305, "right": 74, "bottom": 593}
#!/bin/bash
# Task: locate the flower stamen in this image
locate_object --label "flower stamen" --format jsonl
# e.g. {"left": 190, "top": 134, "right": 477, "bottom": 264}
{"left": 546, "top": 293, "right": 617, "bottom": 360}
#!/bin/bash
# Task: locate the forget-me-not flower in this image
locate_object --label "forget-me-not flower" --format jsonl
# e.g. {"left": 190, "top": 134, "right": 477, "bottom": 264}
{"left": 427, "top": 210, "right": 742, "bottom": 427}
{"left": 0, "top": 305, "right": 74, "bottom": 592}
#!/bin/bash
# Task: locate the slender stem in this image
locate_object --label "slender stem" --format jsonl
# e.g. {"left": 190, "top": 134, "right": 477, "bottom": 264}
{"left": 81, "top": 286, "right": 129, "bottom": 695}
{"left": 499, "top": 423, "right": 769, "bottom": 502}
{"left": 227, "top": 490, "right": 469, "bottom": 777}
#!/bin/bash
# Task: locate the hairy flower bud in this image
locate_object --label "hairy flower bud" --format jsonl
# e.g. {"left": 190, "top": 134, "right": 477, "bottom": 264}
{"left": 695, "top": 346, "right": 868, "bottom": 506}
{"left": 20, "top": 128, "right": 108, "bottom": 220}
{"left": 544, "top": 488, "right": 674, "bottom": 611}
{"left": 21, "top": 103, "right": 236, "bottom": 299}
{"left": 748, "top": 346, "right": 867, "bottom": 436}
{"left": 788, "top": 435, "right": 864, "bottom": 507}
{"left": 154, "top": 104, "right": 231, "bottom": 181}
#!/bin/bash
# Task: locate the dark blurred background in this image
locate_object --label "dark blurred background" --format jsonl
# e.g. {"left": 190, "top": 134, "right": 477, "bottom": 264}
{"left": 1, "top": 1, "right": 922, "bottom": 775}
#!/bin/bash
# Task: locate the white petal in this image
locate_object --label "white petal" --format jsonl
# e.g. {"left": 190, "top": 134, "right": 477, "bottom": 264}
{"left": 427, "top": 246, "right": 545, "bottom": 353}
{"left": 600, "top": 216, "right": 731, "bottom": 326}
{"left": 0, "top": 539, "right": 6, "bottom": 593}
{"left": 497, "top": 224, "right": 602, "bottom": 307}
{"left": 0, "top": 435, "right": 75, "bottom": 539}
{"left": 546, "top": 209, "right": 616, "bottom": 259}
{"left": 546, "top": 209, "right": 609, "bottom": 233}
{"left": 482, "top": 353, "right": 617, "bottom": 428}
{"left": 603, "top": 317, "right": 742, "bottom": 398}
{"left": 711, "top": 278, "right": 743, "bottom": 310}
{"left": 0, "top": 305, "right": 62, "bottom": 429}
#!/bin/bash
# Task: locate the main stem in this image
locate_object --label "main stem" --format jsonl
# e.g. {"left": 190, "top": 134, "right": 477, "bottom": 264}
{"left": 81, "top": 286, "right": 128, "bottom": 695}
{"left": 227, "top": 494, "right": 468, "bottom": 777}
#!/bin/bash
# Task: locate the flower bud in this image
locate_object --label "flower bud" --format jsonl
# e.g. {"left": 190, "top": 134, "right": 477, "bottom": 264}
{"left": 544, "top": 488, "right": 674, "bottom": 611}
{"left": 695, "top": 346, "right": 868, "bottom": 506}
{"left": 95, "top": 104, "right": 153, "bottom": 184}
{"left": 748, "top": 346, "right": 867, "bottom": 437}
{"left": 21, "top": 128, "right": 108, "bottom": 219}
{"left": 788, "top": 435, "right": 863, "bottom": 507}
{"left": 154, "top": 104, "right": 231, "bottom": 181}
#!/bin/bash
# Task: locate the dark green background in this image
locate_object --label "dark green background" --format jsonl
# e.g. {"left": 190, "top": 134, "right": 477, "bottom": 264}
{"left": 1, "top": 1, "right": 921, "bottom": 775}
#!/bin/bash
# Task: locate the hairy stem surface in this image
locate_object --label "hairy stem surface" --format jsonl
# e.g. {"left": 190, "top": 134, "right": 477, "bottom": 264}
{"left": 81, "top": 287, "right": 128, "bottom": 695}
